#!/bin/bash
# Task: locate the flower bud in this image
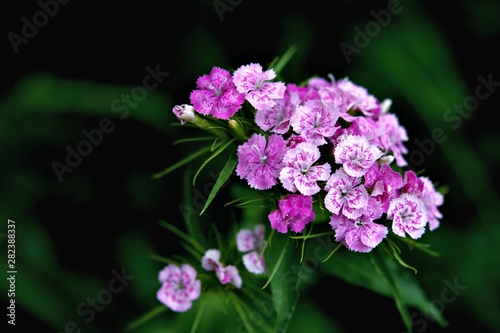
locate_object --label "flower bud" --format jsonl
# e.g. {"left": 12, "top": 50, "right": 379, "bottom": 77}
{"left": 172, "top": 104, "right": 196, "bottom": 125}
{"left": 380, "top": 98, "right": 392, "bottom": 114}
{"left": 228, "top": 119, "right": 247, "bottom": 141}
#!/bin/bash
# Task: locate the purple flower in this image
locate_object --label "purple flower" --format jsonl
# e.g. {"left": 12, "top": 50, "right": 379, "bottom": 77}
{"left": 419, "top": 177, "right": 444, "bottom": 231}
{"left": 157, "top": 263, "right": 201, "bottom": 312}
{"left": 189, "top": 67, "right": 245, "bottom": 120}
{"left": 344, "top": 116, "right": 381, "bottom": 145}
{"left": 387, "top": 193, "right": 428, "bottom": 239}
{"left": 255, "top": 88, "right": 300, "bottom": 134}
{"left": 268, "top": 194, "right": 316, "bottom": 233}
{"left": 236, "top": 224, "right": 267, "bottom": 275}
{"left": 378, "top": 113, "right": 409, "bottom": 167}
{"left": 201, "top": 249, "right": 242, "bottom": 288}
{"left": 330, "top": 198, "right": 387, "bottom": 253}
{"left": 236, "top": 133, "right": 287, "bottom": 190}
{"left": 290, "top": 99, "right": 340, "bottom": 146}
{"left": 334, "top": 134, "right": 383, "bottom": 177}
{"left": 335, "top": 77, "right": 380, "bottom": 117}
{"left": 279, "top": 142, "right": 331, "bottom": 195}
{"left": 233, "top": 63, "right": 286, "bottom": 110}
{"left": 317, "top": 84, "right": 356, "bottom": 122}
{"left": 324, "top": 167, "right": 369, "bottom": 219}
{"left": 364, "top": 162, "right": 404, "bottom": 211}
{"left": 402, "top": 170, "right": 424, "bottom": 196}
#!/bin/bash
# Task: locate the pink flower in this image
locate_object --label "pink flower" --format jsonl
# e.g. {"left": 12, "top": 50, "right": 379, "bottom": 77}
{"left": 157, "top": 264, "right": 201, "bottom": 312}
{"left": 377, "top": 113, "right": 409, "bottom": 167}
{"left": 387, "top": 193, "right": 428, "bottom": 239}
{"left": 402, "top": 170, "right": 424, "bottom": 196}
{"left": 189, "top": 67, "right": 245, "bottom": 120}
{"left": 317, "top": 84, "right": 356, "bottom": 122}
{"left": 255, "top": 88, "right": 299, "bottom": 134}
{"left": 290, "top": 99, "right": 340, "bottom": 146}
{"left": 201, "top": 249, "right": 242, "bottom": 288}
{"left": 324, "top": 167, "right": 369, "bottom": 219}
{"left": 268, "top": 194, "right": 316, "bottom": 233}
{"left": 344, "top": 116, "right": 381, "bottom": 145}
{"left": 334, "top": 134, "right": 383, "bottom": 177}
{"left": 233, "top": 63, "right": 286, "bottom": 110}
{"left": 236, "top": 133, "right": 287, "bottom": 190}
{"left": 364, "top": 162, "right": 404, "bottom": 211}
{"left": 330, "top": 199, "right": 387, "bottom": 253}
{"left": 335, "top": 77, "right": 380, "bottom": 118}
{"left": 419, "top": 177, "right": 444, "bottom": 231}
{"left": 279, "top": 142, "right": 331, "bottom": 196}
{"left": 236, "top": 224, "right": 267, "bottom": 274}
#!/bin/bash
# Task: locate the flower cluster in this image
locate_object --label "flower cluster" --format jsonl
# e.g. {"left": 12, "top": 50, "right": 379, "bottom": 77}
{"left": 160, "top": 59, "right": 444, "bottom": 313}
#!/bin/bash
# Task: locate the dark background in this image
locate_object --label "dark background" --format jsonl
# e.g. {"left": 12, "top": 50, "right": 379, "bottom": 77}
{"left": 2, "top": 0, "right": 500, "bottom": 332}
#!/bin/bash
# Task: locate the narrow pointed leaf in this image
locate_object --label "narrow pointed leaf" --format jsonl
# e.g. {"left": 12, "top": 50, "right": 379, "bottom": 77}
{"left": 151, "top": 145, "right": 212, "bottom": 179}
{"left": 192, "top": 138, "right": 236, "bottom": 186}
{"left": 199, "top": 153, "right": 237, "bottom": 215}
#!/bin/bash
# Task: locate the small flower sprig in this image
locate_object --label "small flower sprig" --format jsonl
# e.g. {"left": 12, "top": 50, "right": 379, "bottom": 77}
{"left": 143, "top": 46, "right": 446, "bottom": 332}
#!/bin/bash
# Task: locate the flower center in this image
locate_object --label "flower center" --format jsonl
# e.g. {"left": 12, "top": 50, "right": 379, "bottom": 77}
{"left": 255, "top": 77, "right": 265, "bottom": 90}
{"left": 251, "top": 144, "right": 268, "bottom": 164}
{"left": 208, "top": 77, "right": 227, "bottom": 97}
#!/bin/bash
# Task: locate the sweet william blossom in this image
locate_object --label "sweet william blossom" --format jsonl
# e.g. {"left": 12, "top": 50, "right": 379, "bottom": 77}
{"left": 255, "top": 87, "right": 300, "bottom": 134}
{"left": 236, "top": 133, "right": 286, "bottom": 190}
{"left": 268, "top": 194, "right": 315, "bottom": 233}
{"left": 378, "top": 113, "right": 409, "bottom": 167}
{"left": 279, "top": 142, "right": 331, "bottom": 196}
{"left": 330, "top": 198, "right": 387, "bottom": 253}
{"left": 334, "top": 134, "right": 383, "bottom": 177}
{"left": 387, "top": 193, "right": 428, "bottom": 239}
{"left": 419, "top": 177, "right": 444, "bottom": 231}
{"left": 201, "top": 249, "right": 242, "bottom": 288}
{"left": 324, "top": 167, "right": 368, "bottom": 219}
{"left": 190, "top": 67, "right": 245, "bottom": 120}
{"left": 157, "top": 264, "right": 201, "bottom": 312}
{"left": 233, "top": 63, "right": 286, "bottom": 110}
{"left": 236, "top": 224, "right": 267, "bottom": 274}
{"left": 290, "top": 99, "right": 340, "bottom": 146}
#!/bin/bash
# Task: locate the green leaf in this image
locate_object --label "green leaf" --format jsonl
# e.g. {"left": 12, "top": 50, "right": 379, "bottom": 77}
{"left": 173, "top": 136, "right": 214, "bottom": 145}
{"left": 264, "top": 233, "right": 305, "bottom": 333}
{"left": 192, "top": 138, "right": 236, "bottom": 186}
{"left": 370, "top": 248, "right": 413, "bottom": 333}
{"left": 158, "top": 220, "right": 205, "bottom": 255}
{"left": 150, "top": 145, "right": 212, "bottom": 179}
{"left": 317, "top": 241, "right": 448, "bottom": 329}
{"left": 268, "top": 44, "right": 298, "bottom": 76}
{"left": 199, "top": 152, "right": 237, "bottom": 216}
{"left": 181, "top": 169, "right": 206, "bottom": 246}
{"left": 126, "top": 305, "right": 167, "bottom": 331}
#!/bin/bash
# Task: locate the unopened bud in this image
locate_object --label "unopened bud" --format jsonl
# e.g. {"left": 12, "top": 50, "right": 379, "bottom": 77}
{"left": 379, "top": 155, "right": 395, "bottom": 165}
{"left": 228, "top": 119, "right": 247, "bottom": 141}
{"left": 380, "top": 98, "right": 392, "bottom": 114}
{"left": 172, "top": 104, "right": 196, "bottom": 124}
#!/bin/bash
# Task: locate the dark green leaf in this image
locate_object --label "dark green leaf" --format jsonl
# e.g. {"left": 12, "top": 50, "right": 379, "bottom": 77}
{"left": 199, "top": 152, "right": 237, "bottom": 216}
